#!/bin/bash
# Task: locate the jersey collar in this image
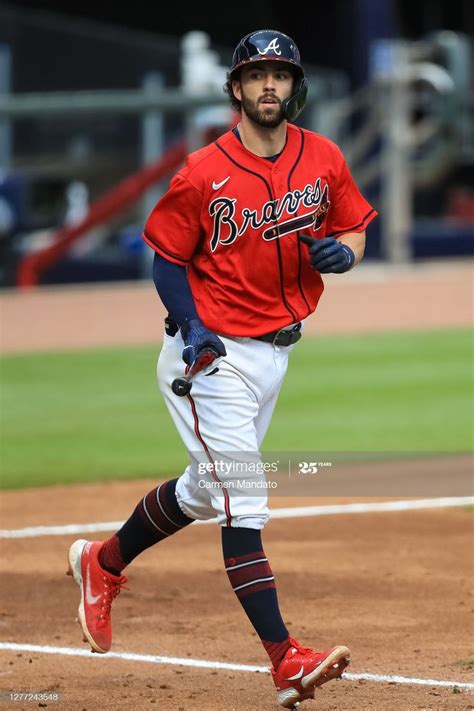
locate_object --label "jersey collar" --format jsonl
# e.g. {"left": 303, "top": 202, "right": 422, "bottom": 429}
{"left": 220, "top": 123, "right": 303, "bottom": 174}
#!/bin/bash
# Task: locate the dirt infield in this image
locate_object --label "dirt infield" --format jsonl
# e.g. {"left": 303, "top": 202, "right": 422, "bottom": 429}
{"left": 1, "top": 262, "right": 473, "bottom": 709}
{"left": 0, "top": 482, "right": 473, "bottom": 710}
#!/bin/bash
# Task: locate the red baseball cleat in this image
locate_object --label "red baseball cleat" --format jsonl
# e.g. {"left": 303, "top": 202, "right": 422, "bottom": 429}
{"left": 272, "top": 637, "right": 350, "bottom": 708}
{"left": 67, "top": 539, "right": 127, "bottom": 654}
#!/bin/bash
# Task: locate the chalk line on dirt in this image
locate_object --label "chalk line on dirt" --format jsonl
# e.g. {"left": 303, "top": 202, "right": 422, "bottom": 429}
{"left": 0, "top": 643, "right": 473, "bottom": 690}
{"left": 0, "top": 497, "right": 472, "bottom": 539}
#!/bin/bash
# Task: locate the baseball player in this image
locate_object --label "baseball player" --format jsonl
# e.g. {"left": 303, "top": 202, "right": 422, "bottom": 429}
{"left": 67, "top": 29, "right": 377, "bottom": 708}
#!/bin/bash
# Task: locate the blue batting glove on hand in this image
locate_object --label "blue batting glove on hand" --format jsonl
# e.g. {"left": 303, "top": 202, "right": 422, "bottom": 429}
{"left": 180, "top": 319, "right": 227, "bottom": 365}
{"left": 299, "top": 235, "right": 355, "bottom": 273}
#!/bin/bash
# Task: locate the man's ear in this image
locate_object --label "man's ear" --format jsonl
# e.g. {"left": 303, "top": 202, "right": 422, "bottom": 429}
{"left": 232, "top": 79, "right": 242, "bottom": 102}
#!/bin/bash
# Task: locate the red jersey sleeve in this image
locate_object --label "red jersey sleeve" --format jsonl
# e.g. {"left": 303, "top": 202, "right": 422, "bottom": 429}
{"left": 326, "top": 148, "right": 377, "bottom": 237}
{"left": 142, "top": 173, "right": 202, "bottom": 266}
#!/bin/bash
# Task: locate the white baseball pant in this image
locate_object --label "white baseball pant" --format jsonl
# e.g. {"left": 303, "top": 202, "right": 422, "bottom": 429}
{"left": 157, "top": 329, "right": 297, "bottom": 529}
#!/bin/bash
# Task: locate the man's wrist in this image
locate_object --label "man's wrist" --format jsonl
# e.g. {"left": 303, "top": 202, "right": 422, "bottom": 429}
{"left": 180, "top": 318, "right": 203, "bottom": 338}
{"left": 340, "top": 244, "right": 355, "bottom": 270}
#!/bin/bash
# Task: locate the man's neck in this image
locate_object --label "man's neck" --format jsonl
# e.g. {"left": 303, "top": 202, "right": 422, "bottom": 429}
{"left": 237, "top": 115, "right": 288, "bottom": 158}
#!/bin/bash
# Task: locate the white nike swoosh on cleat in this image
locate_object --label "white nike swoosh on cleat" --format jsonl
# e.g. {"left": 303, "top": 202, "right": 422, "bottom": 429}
{"left": 85, "top": 562, "right": 101, "bottom": 605}
{"left": 212, "top": 176, "right": 230, "bottom": 190}
{"left": 285, "top": 665, "right": 305, "bottom": 681}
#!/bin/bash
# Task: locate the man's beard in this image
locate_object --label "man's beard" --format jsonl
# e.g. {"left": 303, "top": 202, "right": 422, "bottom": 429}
{"left": 240, "top": 93, "right": 285, "bottom": 128}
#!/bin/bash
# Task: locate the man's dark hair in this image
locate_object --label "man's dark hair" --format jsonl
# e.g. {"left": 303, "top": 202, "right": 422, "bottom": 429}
{"left": 223, "top": 71, "right": 241, "bottom": 113}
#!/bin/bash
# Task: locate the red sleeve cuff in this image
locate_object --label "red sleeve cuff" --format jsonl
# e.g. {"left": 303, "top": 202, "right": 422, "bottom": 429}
{"left": 332, "top": 208, "right": 378, "bottom": 238}
{"left": 141, "top": 231, "right": 190, "bottom": 267}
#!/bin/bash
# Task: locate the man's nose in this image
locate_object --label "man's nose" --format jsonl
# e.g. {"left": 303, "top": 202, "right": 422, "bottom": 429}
{"left": 263, "top": 74, "right": 277, "bottom": 90}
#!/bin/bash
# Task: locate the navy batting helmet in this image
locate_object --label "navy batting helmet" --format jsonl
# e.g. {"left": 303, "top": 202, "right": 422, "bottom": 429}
{"left": 230, "top": 29, "right": 307, "bottom": 121}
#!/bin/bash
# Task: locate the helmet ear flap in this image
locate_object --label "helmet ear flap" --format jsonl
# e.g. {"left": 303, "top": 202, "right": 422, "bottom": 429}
{"left": 281, "top": 77, "right": 308, "bottom": 122}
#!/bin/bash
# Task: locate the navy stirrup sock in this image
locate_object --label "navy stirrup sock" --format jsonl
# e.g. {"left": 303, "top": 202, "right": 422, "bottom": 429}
{"left": 222, "top": 527, "right": 291, "bottom": 668}
{"left": 99, "top": 478, "right": 193, "bottom": 574}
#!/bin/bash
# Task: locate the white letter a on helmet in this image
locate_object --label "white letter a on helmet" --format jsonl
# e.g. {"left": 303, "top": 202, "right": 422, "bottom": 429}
{"left": 257, "top": 38, "right": 282, "bottom": 56}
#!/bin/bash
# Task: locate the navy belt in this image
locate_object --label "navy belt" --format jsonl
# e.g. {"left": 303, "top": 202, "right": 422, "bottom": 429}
{"left": 164, "top": 318, "right": 302, "bottom": 347}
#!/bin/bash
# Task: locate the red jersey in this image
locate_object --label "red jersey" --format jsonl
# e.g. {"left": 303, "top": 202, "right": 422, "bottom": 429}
{"left": 143, "top": 124, "right": 377, "bottom": 336}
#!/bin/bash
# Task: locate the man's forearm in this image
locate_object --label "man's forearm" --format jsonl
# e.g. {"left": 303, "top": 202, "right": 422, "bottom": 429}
{"left": 152, "top": 253, "right": 199, "bottom": 326}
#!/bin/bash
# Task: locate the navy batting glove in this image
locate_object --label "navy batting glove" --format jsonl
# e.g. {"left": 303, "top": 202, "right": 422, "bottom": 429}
{"left": 180, "top": 318, "right": 227, "bottom": 365}
{"left": 299, "top": 235, "right": 355, "bottom": 273}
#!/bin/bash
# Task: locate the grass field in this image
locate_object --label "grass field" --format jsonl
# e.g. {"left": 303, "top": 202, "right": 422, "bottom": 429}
{"left": 1, "top": 328, "right": 472, "bottom": 489}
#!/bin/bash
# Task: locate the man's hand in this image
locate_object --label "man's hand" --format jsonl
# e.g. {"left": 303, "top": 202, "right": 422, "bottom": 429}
{"left": 180, "top": 319, "right": 227, "bottom": 365}
{"left": 299, "top": 235, "right": 355, "bottom": 273}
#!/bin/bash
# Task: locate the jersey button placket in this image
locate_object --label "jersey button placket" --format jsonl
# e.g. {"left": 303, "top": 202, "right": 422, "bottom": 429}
{"left": 272, "top": 167, "right": 285, "bottom": 195}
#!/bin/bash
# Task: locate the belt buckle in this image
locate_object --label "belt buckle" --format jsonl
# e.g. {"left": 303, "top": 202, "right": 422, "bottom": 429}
{"left": 272, "top": 328, "right": 289, "bottom": 346}
{"left": 272, "top": 323, "right": 302, "bottom": 347}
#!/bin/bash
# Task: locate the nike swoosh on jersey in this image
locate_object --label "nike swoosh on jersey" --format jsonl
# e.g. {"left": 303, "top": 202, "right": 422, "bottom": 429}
{"left": 86, "top": 562, "right": 102, "bottom": 605}
{"left": 212, "top": 176, "right": 230, "bottom": 190}
{"left": 286, "top": 665, "right": 305, "bottom": 681}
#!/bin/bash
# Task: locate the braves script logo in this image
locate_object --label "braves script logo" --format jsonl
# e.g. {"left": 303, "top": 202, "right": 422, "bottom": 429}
{"left": 257, "top": 38, "right": 281, "bottom": 56}
{"left": 208, "top": 178, "right": 330, "bottom": 252}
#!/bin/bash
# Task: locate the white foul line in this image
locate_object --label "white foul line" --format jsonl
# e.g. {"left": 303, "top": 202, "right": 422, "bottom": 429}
{"left": 0, "top": 643, "right": 472, "bottom": 691}
{"left": 0, "top": 497, "right": 472, "bottom": 539}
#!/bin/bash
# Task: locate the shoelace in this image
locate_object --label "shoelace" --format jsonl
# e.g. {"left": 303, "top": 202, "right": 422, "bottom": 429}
{"left": 288, "top": 637, "right": 313, "bottom": 656}
{"left": 99, "top": 574, "right": 128, "bottom": 620}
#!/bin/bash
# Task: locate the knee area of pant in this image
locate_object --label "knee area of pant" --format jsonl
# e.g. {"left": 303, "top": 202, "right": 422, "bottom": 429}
{"left": 221, "top": 515, "right": 269, "bottom": 530}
